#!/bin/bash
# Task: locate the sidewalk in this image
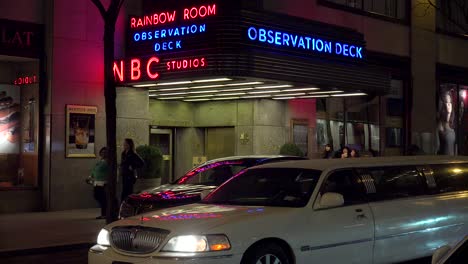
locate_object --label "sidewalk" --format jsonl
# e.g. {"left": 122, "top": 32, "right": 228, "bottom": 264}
{"left": 0, "top": 208, "right": 106, "bottom": 253}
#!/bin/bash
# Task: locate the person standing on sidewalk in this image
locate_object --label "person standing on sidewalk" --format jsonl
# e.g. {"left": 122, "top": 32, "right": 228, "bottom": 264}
{"left": 120, "top": 138, "right": 144, "bottom": 201}
{"left": 90, "top": 147, "right": 109, "bottom": 219}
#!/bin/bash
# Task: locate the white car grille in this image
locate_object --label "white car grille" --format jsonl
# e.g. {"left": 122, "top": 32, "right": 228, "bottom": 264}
{"left": 110, "top": 226, "right": 170, "bottom": 254}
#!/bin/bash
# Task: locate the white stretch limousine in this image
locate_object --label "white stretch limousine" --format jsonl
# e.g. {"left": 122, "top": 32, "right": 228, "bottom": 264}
{"left": 89, "top": 156, "right": 468, "bottom": 264}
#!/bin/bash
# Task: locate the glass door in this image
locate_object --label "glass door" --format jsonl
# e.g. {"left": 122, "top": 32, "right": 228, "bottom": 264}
{"left": 150, "top": 128, "right": 173, "bottom": 184}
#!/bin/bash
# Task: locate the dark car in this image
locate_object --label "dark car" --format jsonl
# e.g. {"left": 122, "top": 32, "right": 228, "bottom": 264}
{"left": 119, "top": 155, "right": 305, "bottom": 218}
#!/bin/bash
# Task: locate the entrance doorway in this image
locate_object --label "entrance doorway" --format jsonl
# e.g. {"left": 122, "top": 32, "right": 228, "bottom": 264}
{"left": 150, "top": 128, "right": 173, "bottom": 184}
{"left": 205, "top": 127, "right": 235, "bottom": 160}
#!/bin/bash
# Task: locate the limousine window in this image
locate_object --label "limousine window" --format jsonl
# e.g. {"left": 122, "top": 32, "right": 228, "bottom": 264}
{"left": 430, "top": 164, "right": 468, "bottom": 193}
{"left": 321, "top": 170, "right": 367, "bottom": 206}
{"left": 367, "top": 166, "right": 426, "bottom": 200}
{"left": 203, "top": 168, "right": 321, "bottom": 207}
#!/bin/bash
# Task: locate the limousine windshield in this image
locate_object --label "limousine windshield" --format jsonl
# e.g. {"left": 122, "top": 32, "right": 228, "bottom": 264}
{"left": 203, "top": 168, "right": 322, "bottom": 207}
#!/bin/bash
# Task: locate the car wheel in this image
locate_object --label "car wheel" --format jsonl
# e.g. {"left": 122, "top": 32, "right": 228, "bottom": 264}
{"left": 243, "top": 243, "right": 290, "bottom": 264}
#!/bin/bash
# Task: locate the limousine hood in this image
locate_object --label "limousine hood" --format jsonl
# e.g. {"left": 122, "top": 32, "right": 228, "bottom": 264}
{"left": 110, "top": 203, "right": 294, "bottom": 234}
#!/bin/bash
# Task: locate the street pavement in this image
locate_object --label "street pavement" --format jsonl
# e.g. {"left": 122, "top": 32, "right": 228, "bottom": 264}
{"left": 0, "top": 208, "right": 105, "bottom": 263}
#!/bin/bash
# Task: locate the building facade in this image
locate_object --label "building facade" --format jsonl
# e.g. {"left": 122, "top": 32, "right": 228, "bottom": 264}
{"left": 0, "top": 0, "right": 467, "bottom": 213}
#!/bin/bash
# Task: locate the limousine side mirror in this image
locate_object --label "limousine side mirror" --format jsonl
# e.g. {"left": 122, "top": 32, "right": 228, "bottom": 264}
{"left": 431, "top": 245, "right": 451, "bottom": 264}
{"left": 318, "top": 192, "right": 344, "bottom": 209}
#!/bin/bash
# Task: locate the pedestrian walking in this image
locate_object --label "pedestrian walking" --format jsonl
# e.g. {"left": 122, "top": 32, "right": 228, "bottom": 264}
{"left": 120, "top": 138, "right": 144, "bottom": 201}
{"left": 89, "top": 147, "right": 109, "bottom": 219}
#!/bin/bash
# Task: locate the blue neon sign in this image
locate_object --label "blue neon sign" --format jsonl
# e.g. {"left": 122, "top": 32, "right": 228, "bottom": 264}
{"left": 133, "top": 24, "right": 207, "bottom": 42}
{"left": 247, "top": 26, "right": 364, "bottom": 59}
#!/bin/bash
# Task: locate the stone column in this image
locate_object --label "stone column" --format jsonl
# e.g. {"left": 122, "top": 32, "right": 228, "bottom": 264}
{"left": 411, "top": 0, "right": 437, "bottom": 154}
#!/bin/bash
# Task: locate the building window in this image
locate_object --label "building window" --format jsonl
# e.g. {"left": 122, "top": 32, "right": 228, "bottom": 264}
{"left": 322, "top": 0, "right": 408, "bottom": 20}
{"left": 316, "top": 95, "right": 381, "bottom": 157}
{"left": 0, "top": 59, "right": 39, "bottom": 189}
{"left": 436, "top": 0, "right": 468, "bottom": 35}
{"left": 437, "top": 83, "right": 468, "bottom": 155}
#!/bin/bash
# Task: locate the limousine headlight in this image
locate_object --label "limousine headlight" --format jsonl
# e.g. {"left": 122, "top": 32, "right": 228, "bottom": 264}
{"left": 162, "top": 235, "right": 231, "bottom": 252}
{"left": 97, "top": 229, "right": 110, "bottom": 246}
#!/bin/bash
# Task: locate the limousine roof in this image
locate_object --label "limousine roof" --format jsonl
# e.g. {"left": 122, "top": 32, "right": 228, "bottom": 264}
{"left": 253, "top": 155, "right": 468, "bottom": 171}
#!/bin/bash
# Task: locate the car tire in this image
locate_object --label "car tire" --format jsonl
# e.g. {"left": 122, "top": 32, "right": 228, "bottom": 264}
{"left": 242, "top": 243, "right": 290, "bottom": 264}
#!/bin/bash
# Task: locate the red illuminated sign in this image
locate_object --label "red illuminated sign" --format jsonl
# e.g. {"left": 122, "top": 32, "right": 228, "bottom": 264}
{"left": 113, "top": 56, "right": 207, "bottom": 83}
{"left": 130, "top": 4, "right": 216, "bottom": 29}
{"left": 167, "top": 57, "right": 206, "bottom": 71}
{"left": 13, "top": 74, "right": 38, "bottom": 85}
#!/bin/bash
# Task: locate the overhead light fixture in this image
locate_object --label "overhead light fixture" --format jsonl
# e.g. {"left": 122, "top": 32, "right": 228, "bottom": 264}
{"left": 156, "top": 81, "right": 192, "bottom": 86}
{"left": 248, "top": 90, "right": 282, "bottom": 94}
{"left": 273, "top": 97, "right": 296, "bottom": 100}
{"left": 158, "top": 92, "right": 188, "bottom": 96}
{"left": 242, "top": 95, "right": 271, "bottom": 99}
{"left": 273, "top": 93, "right": 305, "bottom": 97}
{"left": 184, "top": 98, "right": 211, "bottom": 102}
{"left": 282, "top": 88, "right": 319, "bottom": 92}
{"left": 158, "top": 87, "right": 189, "bottom": 91}
{"left": 212, "top": 97, "right": 240, "bottom": 100}
{"left": 331, "top": 93, "right": 367, "bottom": 97}
{"left": 158, "top": 97, "right": 184, "bottom": 100}
{"left": 134, "top": 83, "right": 157, "bottom": 88}
{"left": 216, "top": 92, "right": 246, "bottom": 96}
{"left": 254, "top": 85, "right": 292, "bottom": 89}
{"left": 298, "top": 95, "right": 330, "bottom": 98}
{"left": 189, "top": 90, "right": 218, "bottom": 94}
{"left": 192, "top": 78, "right": 232, "bottom": 83}
{"left": 190, "top": 84, "right": 226, "bottom": 89}
{"left": 309, "top": 90, "right": 343, "bottom": 94}
{"left": 219, "top": 87, "right": 254, "bottom": 92}
{"left": 185, "top": 94, "right": 214, "bottom": 98}
{"left": 225, "top": 82, "right": 263, "bottom": 86}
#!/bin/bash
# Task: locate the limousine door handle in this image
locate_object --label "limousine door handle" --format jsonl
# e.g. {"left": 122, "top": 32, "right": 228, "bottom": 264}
{"left": 356, "top": 213, "right": 367, "bottom": 220}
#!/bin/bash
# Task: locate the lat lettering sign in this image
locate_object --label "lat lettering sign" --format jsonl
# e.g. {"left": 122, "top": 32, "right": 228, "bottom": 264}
{"left": 0, "top": 19, "right": 43, "bottom": 58}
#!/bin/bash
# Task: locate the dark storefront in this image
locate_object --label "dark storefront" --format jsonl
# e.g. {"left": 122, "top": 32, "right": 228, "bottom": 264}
{"left": 0, "top": 18, "right": 44, "bottom": 211}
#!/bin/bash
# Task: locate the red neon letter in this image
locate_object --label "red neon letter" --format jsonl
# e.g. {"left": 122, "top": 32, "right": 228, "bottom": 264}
{"left": 130, "top": 17, "right": 136, "bottom": 28}
{"left": 183, "top": 8, "right": 189, "bottom": 20}
{"left": 131, "top": 59, "right": 141, "bottom": 81}
{"left": 113, "top": 60, "right": 124, "bottom": 82}
{"left": 207, "top": 4, "right": 216, "bottom": 16}
{"left": 146, "top": 57, "right": 160, "bottom": 80}
{"left": 167, "top": 11, "right": 176, "bottom": 22}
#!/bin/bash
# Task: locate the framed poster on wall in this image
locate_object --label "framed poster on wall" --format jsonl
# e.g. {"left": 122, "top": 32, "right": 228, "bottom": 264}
{"left": 65, "top": 105, "right": 97, "bottom": 158}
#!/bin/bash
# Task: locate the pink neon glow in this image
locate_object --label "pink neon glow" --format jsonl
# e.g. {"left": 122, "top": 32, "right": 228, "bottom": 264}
{"left": 462, "top": 90, "right": 467, "bottom": 100}
{"left": 139, "top": 192, "right": 152, "bottom": 198}
{"left": 146, "top": 57, "right": 160, "bottom": 79}
{"left": 113, "top": 60, "right": 124, "bottom": 82}
{"left": 14, "top": 75, "right": 38, "bottom": 85}
{"left": 133, "top": 190, "right": 199, "bottom": 201}
{"left": 152, "top": 213, "right": 222, "bottom": 221}
{"left": 131, "top": 59, "right": 141, "bottom": 80}
{"left": 177, "top": 160, "right": 244, "bottom": 184}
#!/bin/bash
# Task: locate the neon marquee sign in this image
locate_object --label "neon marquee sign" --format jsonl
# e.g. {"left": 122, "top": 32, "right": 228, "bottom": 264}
{"left": 130, "top": 4, "right": 216, "bottom": 29}
{"left": 130, "top": 4, "right": 216, "bottom": 53}
{"left": 113, "top": 56, "right": 207, "bottom": 82}
{"left": 117, "top": 3, "right": 217, "bottom": 82}
{"left": 247, "top": 26, "right": 364, "bottom": 59}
